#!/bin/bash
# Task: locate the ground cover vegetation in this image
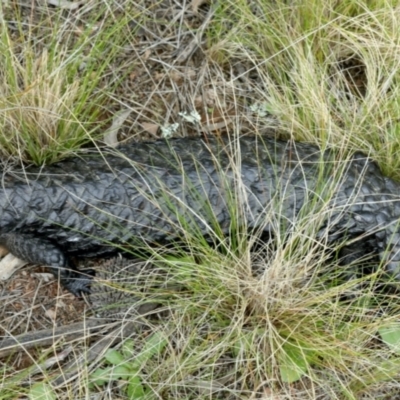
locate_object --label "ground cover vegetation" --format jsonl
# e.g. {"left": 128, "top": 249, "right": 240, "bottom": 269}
{"left": 2, "top": 0, "right": 400, "bottom": 399}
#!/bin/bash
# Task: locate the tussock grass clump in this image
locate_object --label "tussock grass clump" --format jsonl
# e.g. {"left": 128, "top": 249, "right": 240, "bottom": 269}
{"left": 70, "top": 146, "right": 400, "bottom": 398}
{"left": 152, "top": 212, "right": 399, "bottom": 397}
{"left": 0, "top": 4, "right": 135, "bottom": 165}
{"left": 208, "top": 0, "right": 400, "bottom": 177}
{"left": 89, "top": 205, "right": 400, "bottom": 399}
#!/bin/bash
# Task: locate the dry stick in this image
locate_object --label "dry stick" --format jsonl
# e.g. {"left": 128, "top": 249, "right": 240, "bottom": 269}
{"left": 175, "top": 5, "right": 216, "bottom": 62}
{"left": 0, "top": 319, "right": 107, "bottom": 358}
{"left": 51, "top": 303, "right": 160, "bottom": 386}
{"left": 0, "top": 301, "right": 159, "bottom": 360}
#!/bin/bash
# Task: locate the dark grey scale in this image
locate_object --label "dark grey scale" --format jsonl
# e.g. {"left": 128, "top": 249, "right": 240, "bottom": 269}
{"left": 0, "top": 232, "right": 92, "bottom": 296}
{"left": 0, "top": 134, "right": 399, "bottom": 296}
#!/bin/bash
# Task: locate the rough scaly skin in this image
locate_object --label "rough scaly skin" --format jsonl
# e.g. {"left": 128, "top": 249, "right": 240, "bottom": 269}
{"left": 0, "top": 134, "right": 399, "bottom": 296}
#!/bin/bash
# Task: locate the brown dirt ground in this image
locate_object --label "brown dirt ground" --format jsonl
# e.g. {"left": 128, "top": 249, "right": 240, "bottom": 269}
{"left": 2, "top": 0, "right": 273, "bottom": 144}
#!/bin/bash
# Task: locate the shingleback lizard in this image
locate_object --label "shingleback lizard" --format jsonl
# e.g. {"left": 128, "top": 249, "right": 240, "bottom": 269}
{"left": 0, "top": 134, "right": 399, "bottom": 296}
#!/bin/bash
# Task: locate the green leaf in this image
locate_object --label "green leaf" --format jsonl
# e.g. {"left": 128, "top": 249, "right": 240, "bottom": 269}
{"left": 91, "top": 367, "right": 115, "bottom": 386}
{"left": 278, "top": 343, "right": 309, "bottom": 383}
{"left": 105, "top": 349, "right": 125, "bottom": 365}
{"left": 379, "top": 324, "right": 400, "bottom": 354}
{"left": 28, "top": 383, "right": 57, "bottom": 400}
{"left": 127, "top": 375, "right": 146, "bottom": 399}
{"left": 91, "top": 365, "right": 133, "bottom": 385}
{"left": 122, "top": 339, "right": 135, "bottom": 357}
{"left": 135, "top": 332, "right": 167, "bottom": 366}
{"left": 110, "top": 365, "right": 135, "bottom": 380}
{"left": 231, "top": 332, "right": 254, "bottom": 357}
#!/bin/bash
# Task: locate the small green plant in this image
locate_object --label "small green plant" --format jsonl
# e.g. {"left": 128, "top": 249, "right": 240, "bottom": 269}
{"left": 90, "top": 332, "right": 167, "bottom": 399}
{"left": 28, "top": 383, "right": 56, "bottom": 400}
{"left": 379, "top": 323, "right": 400, "bottom": 355}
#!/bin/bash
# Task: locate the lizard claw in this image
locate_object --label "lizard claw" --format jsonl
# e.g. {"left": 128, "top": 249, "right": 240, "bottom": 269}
{"left": 61, "top": 270, "right": 94, "bottom": 297}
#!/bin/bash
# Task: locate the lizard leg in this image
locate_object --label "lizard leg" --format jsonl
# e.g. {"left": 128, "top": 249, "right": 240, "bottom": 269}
{"left": 0, "top": 232, "right": 92, "bottom": 296}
